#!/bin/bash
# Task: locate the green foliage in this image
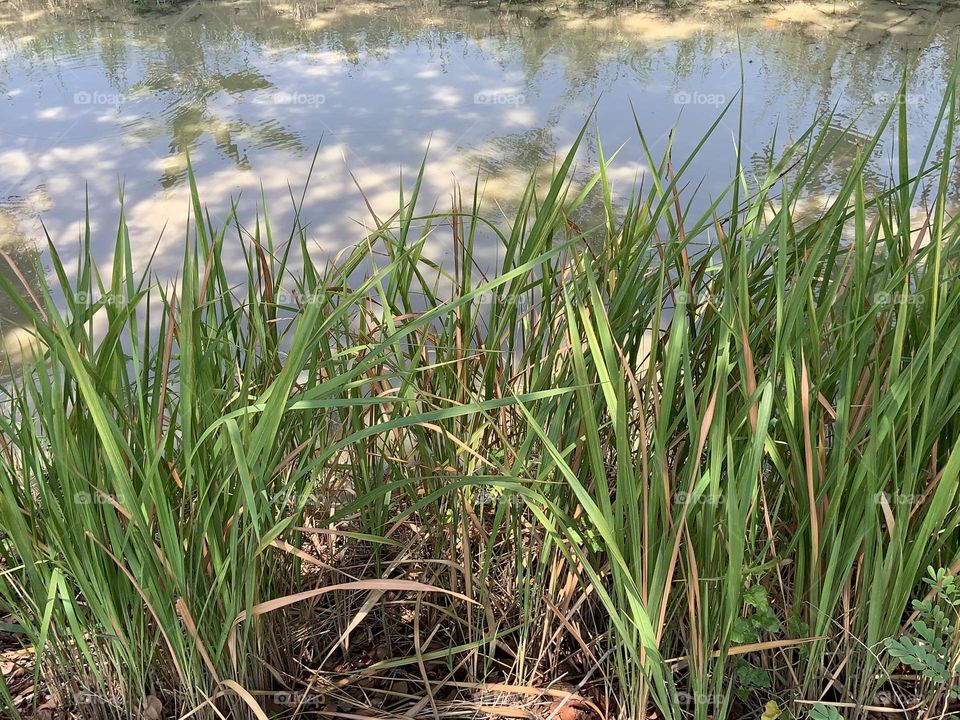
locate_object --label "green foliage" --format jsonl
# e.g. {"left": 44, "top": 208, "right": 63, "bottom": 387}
{"left": 734, "top": 585, "right": 782, "bottom": 643}
{"left": 733, "top": 585, "right": 778, "bottom": 700}
{"left": 807, "top": 704, "right": 843, "bottom": 720}
{"left": 884, "top": 567, "right": 960, "bottom": 700}
{"left": 734, "top": 661, "right": 771, "bottom": 698}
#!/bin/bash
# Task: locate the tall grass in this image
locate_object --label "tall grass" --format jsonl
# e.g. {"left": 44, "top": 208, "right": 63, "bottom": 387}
{"left": 1, "top": 86, "right": 960, "bottom": 720}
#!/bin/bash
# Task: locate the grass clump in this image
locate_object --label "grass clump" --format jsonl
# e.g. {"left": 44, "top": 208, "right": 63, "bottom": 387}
{"left": 1, "top": 85, "right": 960, "bottom": 720}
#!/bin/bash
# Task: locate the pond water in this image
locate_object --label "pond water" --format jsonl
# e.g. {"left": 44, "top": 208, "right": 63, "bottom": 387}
{"left": 0, "top": 0, "right": 958, "bottom": 351}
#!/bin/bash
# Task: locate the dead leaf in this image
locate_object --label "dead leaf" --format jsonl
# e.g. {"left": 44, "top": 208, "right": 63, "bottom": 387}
{"left": 142, "top": 694, "right": 163, "bottom": 720}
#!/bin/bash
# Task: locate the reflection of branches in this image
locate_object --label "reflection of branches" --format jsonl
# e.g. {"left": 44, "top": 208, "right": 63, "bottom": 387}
{"left": 0, "top": 204, "right": 44, "bottom": 338}
{"left": 0, "top": 0, "right": 957, "bottom": 204}
{"left": 467, "top": 126, "right": 557, "bottom": 174}
{"left": 749, "top": 122, "right": 888, "bottom": 200}
{"left": 0, "top": 0, "right": 649, "bottom": 189}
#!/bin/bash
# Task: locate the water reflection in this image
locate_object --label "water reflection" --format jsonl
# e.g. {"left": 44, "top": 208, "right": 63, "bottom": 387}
{"left": 0, "top": 203, "right": 45, "bottom": 365}
{"left": 0, "top": 0, "right": 957, "bottom": 288}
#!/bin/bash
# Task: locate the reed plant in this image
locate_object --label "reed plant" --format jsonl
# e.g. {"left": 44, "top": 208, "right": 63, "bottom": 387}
{"left": 1, "top": 83, "right": 959, "bottom": 720}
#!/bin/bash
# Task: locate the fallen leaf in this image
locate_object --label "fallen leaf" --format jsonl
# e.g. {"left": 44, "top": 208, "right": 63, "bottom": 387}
{"left": 761, "top": 700, "right": 781, "bottom": 720}
{"left": 142, "top": 694, "right": 163, "bottom": 720}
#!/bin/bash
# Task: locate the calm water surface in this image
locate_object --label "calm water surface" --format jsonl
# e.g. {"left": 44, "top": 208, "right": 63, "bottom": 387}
{"left": 0, "top": 0, "right": 958, "bottom": 351}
